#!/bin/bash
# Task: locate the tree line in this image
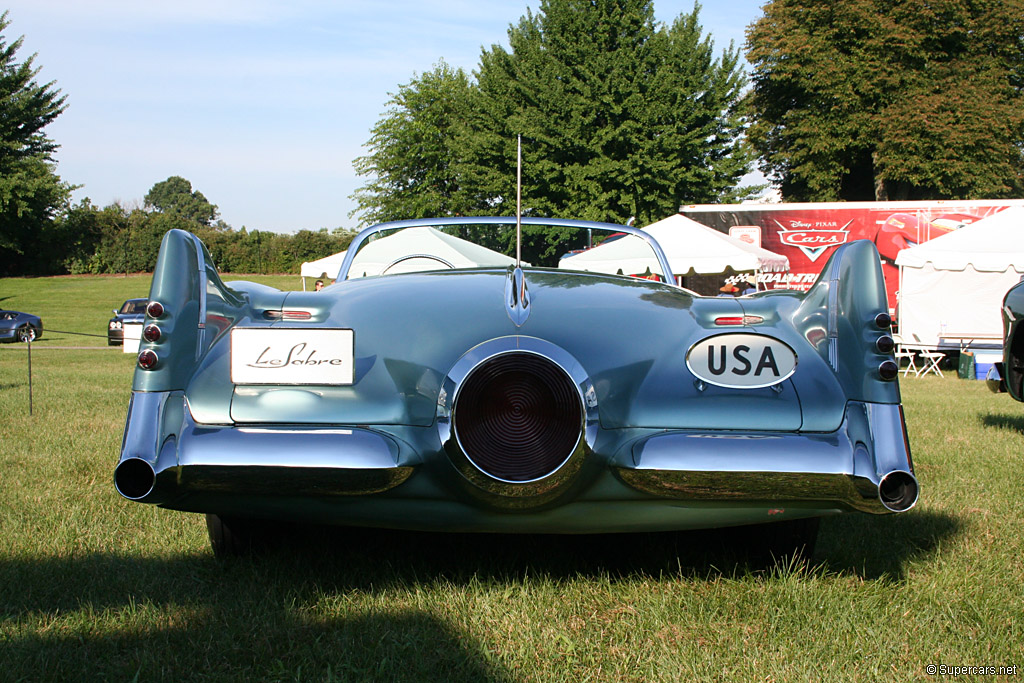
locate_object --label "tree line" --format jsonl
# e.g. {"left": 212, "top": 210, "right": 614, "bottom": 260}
{"left": 2, "top": 0, "right": 1023, "bottom": 277}
{"left": 0, "top": 11, "right": 354, "bottom": 278}
{"left": 38, "top": 176, "right": 355, "bottom": 278}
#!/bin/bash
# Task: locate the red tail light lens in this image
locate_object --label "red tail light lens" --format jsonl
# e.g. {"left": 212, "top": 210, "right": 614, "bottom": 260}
{"left": 138, "top": 350, "right": 159, "bottom": 370}
{"left": 714, "top": 315, "right": 764, "bottom": 326}
{"left": 146, "top": 301, "right": 164, "bottom": 318}
{"left": 143, "top": 324, "right": 162, "bottom": 343}
{"left": 263, "top": 310, "right": 313, "bottom": 321}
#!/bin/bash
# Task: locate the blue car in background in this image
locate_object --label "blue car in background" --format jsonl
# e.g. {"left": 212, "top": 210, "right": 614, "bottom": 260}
{"left": 108, "top": 298, "right": 148, "bottom": 346}
{"left": 0, "top": 310, "right": 43, "bottom": 343}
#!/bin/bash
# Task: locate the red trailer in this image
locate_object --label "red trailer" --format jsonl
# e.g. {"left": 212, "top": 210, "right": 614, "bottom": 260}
{"left": 681, "top": 200, "right": 1024, "bottom": 314}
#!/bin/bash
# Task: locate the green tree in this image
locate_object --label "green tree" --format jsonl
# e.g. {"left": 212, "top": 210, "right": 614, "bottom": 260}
{"left": 144, "top": 175, "right": 219, "bottom": 226}
{"left": 0, "top": 10, "right": 73, "bottom": 276}
{"left": 460, "top": 0, "right": 751, "bottom": 228}
{"left": 350, "top": 61, "right": 474, "bottom": 226}
{"left": 746, "top": 0, "right": 1024, "bottom": 201}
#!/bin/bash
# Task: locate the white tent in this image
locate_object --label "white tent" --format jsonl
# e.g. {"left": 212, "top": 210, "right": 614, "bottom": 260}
{"left": 644, "top": 214, "right": 790, "bottom": 274}
{"left": 300, "top": 251, "right": 347, "bottom": 279}
{"left": 559, "top": 214, "right": 789, "bottom": 281}
{"left": 299, "top": 250, "right": 347, "bottom": 290}
{"left": 895, "top": 206, "right": 1024, "bottom": 348}
{"left": 347, "top": 226, "right": 519, "bottom": 278}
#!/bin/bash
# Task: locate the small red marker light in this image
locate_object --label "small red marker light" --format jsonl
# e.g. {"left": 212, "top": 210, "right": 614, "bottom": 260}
{"left": 146, "top": 301, "right": 164, "bottom": 318}
{"left": 143, "top": 324, "right": 161, "bottom": 343}
{"left": 714, "top": 315, "right": 764, "bottom": 326}
{"left": 138, "top": 350, "right": 159, "bottom": 370}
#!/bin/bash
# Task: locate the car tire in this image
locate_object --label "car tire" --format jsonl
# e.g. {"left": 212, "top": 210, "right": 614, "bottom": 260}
{"left": 735, "top": 517, "right": 820, "bottom": 566}
{"left": 206, "top": 514, "right": 264, "bottom": 559}
{"left": 16, "top": 325, "right": 36, "bottom": 343}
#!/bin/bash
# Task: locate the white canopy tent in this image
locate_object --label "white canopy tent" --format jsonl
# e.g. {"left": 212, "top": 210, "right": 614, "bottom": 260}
{"left": 300, "top": 250, "right": 347, "bottom": 280}
{"left": 895, "top": 206, "right": 1024, "bottom": 348}
{"left": 559, "top": 213, "right": 789, "bottom": 283}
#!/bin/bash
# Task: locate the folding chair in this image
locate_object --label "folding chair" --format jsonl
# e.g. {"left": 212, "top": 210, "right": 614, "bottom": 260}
{"left": 911, "top": 334, "right": 944, "bottom": 378}
{"left": 891, "top": 334, "right": 918, "bottom": 377}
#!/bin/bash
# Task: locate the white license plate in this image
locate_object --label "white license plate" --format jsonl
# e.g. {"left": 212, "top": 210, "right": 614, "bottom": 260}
{"left": 231, "top": 328, "right": 354, "bottom": 385}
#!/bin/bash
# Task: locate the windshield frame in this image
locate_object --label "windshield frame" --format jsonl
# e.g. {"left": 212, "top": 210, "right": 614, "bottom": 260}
{"left": 337, "top": 216, "right": 676, "bottom": 284}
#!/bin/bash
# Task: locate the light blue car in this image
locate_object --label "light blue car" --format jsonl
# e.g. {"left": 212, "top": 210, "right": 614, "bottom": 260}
{"left": 115, "top": 218, "right": 917, "bottom": 558}
{"left": 0, "top": 309, "right": 42, "bottom": 343}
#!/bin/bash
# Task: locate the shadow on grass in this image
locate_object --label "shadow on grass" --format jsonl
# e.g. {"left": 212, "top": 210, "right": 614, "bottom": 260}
{"left": 2, "top": 602, "right": 512, "bottom": 682}
{"left": 0, "top": 509, "right": 960, "bottom": 679}
{"left": 816, "top": 508, "right": 960, "bottom": 581}
{"left": 981, "top": 412, "right": 1024, "bottom": 435}
{"left": 1, "top": 509, "right": 961, "bottom": 614}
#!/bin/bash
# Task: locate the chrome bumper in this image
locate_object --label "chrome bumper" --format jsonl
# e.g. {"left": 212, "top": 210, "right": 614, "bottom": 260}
{"left": 615, "top": 402, "right": 917, "bottom": 514}
{"left": 117, "top": 392, "right": 916, "bottom": 517}
{"left": 115, "top": 391, "right": 412, "bottom": 504}
{"left": 986, "top": 363, "right": 1006, "bottom": 394}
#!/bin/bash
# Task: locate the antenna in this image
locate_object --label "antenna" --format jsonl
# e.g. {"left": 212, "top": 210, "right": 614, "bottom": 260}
{"left": 516, "top": 135, "right": 522, "bottom": 266}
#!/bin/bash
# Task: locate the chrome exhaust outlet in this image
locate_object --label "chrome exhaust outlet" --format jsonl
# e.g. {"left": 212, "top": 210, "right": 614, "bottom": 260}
{"left": 114, "top": 457, "right": 157, "bottom": 500}
{"left": 115, "top": 391, "right": 181, "bottom": 504}
{"left": 878, "top": 470, "right": 919, "bottom": 512}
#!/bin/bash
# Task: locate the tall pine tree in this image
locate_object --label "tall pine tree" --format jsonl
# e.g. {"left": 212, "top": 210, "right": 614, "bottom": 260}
{"left": 0, "top": 11, "right": 72, "bottom": 276}
{"left": 459, "top": 0, "right": 751, "bottom": 226}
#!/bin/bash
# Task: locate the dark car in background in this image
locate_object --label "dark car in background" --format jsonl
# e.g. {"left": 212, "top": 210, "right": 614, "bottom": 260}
{"left": 988, "top": 279, "right": 1024, "bottom": 397}
{"left": 108, "top": 298, "right": 148, "bottom": 346}
{"left": 0, "top": 310, "right": 43, "bottom": 343}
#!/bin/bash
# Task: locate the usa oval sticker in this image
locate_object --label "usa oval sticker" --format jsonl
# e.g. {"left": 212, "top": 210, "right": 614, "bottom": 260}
{"left": 686, "top": 333, "right": 797, "bottom": 389}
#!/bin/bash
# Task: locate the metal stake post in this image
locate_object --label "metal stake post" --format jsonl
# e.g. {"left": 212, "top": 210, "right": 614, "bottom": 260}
{"left": 26, "top": 338, "right": 33, "bottom": 415}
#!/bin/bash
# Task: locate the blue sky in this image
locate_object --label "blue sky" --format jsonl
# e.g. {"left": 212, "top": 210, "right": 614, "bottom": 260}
{"left": 5, "top": 1, "right": 766, "bottom": 233}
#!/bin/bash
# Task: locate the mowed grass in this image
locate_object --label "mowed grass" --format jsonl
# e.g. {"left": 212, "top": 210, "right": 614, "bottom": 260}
{"left": 0, "top": 272, "right": 303, "bottom": 347}
{"left": 2, "top": 275, "right": 1023, "bottom": 681}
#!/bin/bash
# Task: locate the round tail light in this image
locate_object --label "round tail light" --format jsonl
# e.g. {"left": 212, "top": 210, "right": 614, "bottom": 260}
{"left": 146, "top": 301, "right": 164, "bottom": 318}
{"left": 143, "top": 324, "right": 162, "bottom": 343}
{"left": 138, "top": 349, "right": 159, "bottom": 370}
{"left": 453, "top": 352, "right": 582, "bottom": 482}
{"left": 879, "top": 360, "right": 899, "bottom": 381}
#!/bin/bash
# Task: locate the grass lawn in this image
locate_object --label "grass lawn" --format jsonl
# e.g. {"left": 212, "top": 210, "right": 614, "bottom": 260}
{"left": 1, "top": 275, "right": 1022, "bottom": 681}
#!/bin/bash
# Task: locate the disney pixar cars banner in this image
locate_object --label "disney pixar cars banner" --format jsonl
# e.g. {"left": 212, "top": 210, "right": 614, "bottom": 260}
{"left": 682, "top": 200, "right": 1024, "bottom": 313}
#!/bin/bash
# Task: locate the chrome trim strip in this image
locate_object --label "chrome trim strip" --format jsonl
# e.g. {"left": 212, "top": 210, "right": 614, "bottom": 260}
{"left": 826, "top": 250, "right": 842, "bottom": 371}
{"left": 191, "top": 232, "right": 208, "bottom": 360}
{"left": 617, "top": 402, "right": 917, "bottom": 514}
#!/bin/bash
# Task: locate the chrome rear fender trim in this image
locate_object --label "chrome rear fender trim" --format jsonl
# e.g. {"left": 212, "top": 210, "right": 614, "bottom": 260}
{"left": 618, "top": 401, "right": 916, "bottom": 514}
{"left": 115, "top": 390, "right": 412, "bottom": 503}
